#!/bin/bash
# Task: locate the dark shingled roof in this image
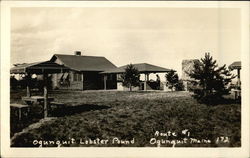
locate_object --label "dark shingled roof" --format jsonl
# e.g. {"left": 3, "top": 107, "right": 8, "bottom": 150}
{"left": 101, "top": 63, "right": 172, "bottom": 74}
{"left": 50, "top": 54, "right": 117, "bottom": 72}
{"left": 10, "top": 61, "right": 69, "bottom": 74}
{"left": 229, "top": 61, "right": 241, "bottom": 70}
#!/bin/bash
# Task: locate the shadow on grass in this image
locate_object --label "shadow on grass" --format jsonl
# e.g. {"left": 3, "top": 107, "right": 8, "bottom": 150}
{"left": 192, "top": 95, "right": 241, "bottom": 106}
{"left": 50, "top": 104, "right": 110, "bottom": 117}
{"left": 221, "top": 98, "right": 241, "bottom": 105}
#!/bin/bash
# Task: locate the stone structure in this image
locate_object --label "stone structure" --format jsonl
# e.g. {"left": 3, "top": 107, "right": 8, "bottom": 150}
{"left": 182, "top": 59, "right": 200, "bottom": 91}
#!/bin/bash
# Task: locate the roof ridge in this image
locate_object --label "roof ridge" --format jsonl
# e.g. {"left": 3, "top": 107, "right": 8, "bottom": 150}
{"left": 52, "top": 54, "right": 117, "bottom": 71}
{"left": 54, "top": 54, "right": 105, "bottom": 58}
{"left": 133, "top": 62, "right": 148, "bottom": 65}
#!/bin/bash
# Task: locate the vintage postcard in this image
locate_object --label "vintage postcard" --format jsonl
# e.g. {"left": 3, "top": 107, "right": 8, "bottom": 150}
{"left": 1, "top": 1, "right": 249, "bottom": 158}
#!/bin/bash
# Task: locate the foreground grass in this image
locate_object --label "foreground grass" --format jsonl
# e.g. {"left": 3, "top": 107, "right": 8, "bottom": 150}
{"left": 11, "top": 90, "right": 241, "bottom": 147}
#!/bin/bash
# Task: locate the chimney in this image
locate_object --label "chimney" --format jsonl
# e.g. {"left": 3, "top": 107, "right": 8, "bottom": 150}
{"left": 74, "top": 51, "right": 81, "bottom": 56}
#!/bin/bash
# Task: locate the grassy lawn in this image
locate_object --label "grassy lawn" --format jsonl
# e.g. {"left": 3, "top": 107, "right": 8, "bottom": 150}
{"left": 10, "top": 90, "right": 241, "bottom": 147}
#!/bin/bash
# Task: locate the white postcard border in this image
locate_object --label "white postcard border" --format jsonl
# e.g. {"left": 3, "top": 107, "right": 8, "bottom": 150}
{"left": 1, "top": 1, "right": 249, "bottom": 158}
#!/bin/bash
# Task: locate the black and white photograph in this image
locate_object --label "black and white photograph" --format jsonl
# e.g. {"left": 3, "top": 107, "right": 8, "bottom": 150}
{"left": 1, "top": 1, "right": 249, "bottom": 158}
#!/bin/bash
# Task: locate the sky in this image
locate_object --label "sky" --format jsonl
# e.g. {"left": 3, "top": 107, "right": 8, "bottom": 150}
{"left": 11, "top": 7, "right": 241, "bottom": 78}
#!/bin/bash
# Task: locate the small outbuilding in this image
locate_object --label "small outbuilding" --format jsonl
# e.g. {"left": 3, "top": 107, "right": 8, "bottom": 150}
{"left": 101, "top": 63, "right": 172, "bottom": 91}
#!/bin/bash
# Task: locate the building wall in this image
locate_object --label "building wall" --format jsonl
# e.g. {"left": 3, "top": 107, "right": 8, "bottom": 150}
{"left": 51, "top": 71, "right": 83, "bottom": 90}
{"left": 51, "top": 71, "right": 117, "bottom": 90}
{"left": 116, "top": 74, "right": 140, "bottom": 91}
{"left": 117, "top": 82, "right": 140, "bottom": 91}
{"left": 117, "top": 80, "right": 166, "bottom": 91}
{"left": 70, "top": 71, "right": 83, "bottom": 90}
{"left": 51, "top": 73, "right": 58, "bottom": 88}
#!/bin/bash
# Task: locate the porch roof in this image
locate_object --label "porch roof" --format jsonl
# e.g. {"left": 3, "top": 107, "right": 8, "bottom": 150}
{"left": 229, "top": 61, "right": 241, "bottom": 70}
{"left": 10, "top": 61, "right": 70, "bottom": 74}
{"left": 101, "top": 63, "right": 172, "bottom": 74}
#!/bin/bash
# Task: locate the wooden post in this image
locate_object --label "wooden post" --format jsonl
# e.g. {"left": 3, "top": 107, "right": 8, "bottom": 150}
{"left": 104, "top": 74, "right": 107, "bottom": 90}
{"left": 82, "top": 73, "right": 84, "bottom": 90}
{"left": 237, "top": 68, "right": 241, "bottom": 88}
{"left": 18, "top": 108, "right": 22, "bottom": 121}
{"left": 26, "top": 73, "right": 31, "bottom": 97}
{"left": 43, "top": 72, "right": 48, "bottom": 118}
{"left": 144, "top": 73, "right": 147, "bottom": 91}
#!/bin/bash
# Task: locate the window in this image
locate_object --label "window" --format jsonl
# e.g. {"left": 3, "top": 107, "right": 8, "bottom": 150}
{"left": 73, "top": 72, "right": 82, "bottom": 81}
{"left": 117, "top": 74, "right": 122, "bottom": 82}
{"left": 78, "top": 73, "right": 82, "bottom": 81}
{"left": 73, "top": 73, "right": 77, "bottom": 81}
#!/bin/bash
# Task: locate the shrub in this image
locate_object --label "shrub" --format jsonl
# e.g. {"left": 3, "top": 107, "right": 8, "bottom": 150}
{"left": 175, "top": 80, "right": 185, "bottom": 91}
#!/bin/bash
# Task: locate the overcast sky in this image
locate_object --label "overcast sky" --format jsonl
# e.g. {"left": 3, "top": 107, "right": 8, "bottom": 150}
{"left": 11, "top": 7, "right": 241, "bottom": 77}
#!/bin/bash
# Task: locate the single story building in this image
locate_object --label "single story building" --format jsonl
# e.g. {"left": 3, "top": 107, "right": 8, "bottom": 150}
{"left": 50, "top": 51, "right": 117, "bottom": 90}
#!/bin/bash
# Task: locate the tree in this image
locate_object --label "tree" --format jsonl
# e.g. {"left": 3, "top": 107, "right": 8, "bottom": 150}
{"left": 121, "top": 64, "right": 140, "bottom": 91}
{"left": 165, "top": 70, "right": 179, "bottom": 91}
{"left": 189, "top": 52, "right": 235, "bottom": 104}
{"left": 175, "top": 79, "right": 185, "bottom": 91}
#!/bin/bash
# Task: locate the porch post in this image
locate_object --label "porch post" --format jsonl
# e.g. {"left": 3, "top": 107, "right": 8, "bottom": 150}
{"left": 43, "top": 72, "right": 48, "bottom": 118}
{"left": 26, "top": 73, "right": 31, "bottom": 97}
{"left": 104, "top": 74, "right": 107, "bottom": 90}
{"left": 237, "top": 68, "right": 241, "bottom": 88}
{"left": 144, "top": 73, "right": 148, "bottom": 91}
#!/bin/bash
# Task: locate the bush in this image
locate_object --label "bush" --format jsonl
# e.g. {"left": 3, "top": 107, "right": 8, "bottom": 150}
{"left": 175, "top": 80, "right": 185, "bottom": 91}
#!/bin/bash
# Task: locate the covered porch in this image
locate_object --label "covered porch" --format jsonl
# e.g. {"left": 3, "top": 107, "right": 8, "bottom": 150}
{"left": 229, "top": 61, "right": 241, "bottom": 100}
{"left": 101, "top": 63, "right": 172, "bottom": 91}
{"left": 10, "top": 61, "right": 69, "bottom": 118}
